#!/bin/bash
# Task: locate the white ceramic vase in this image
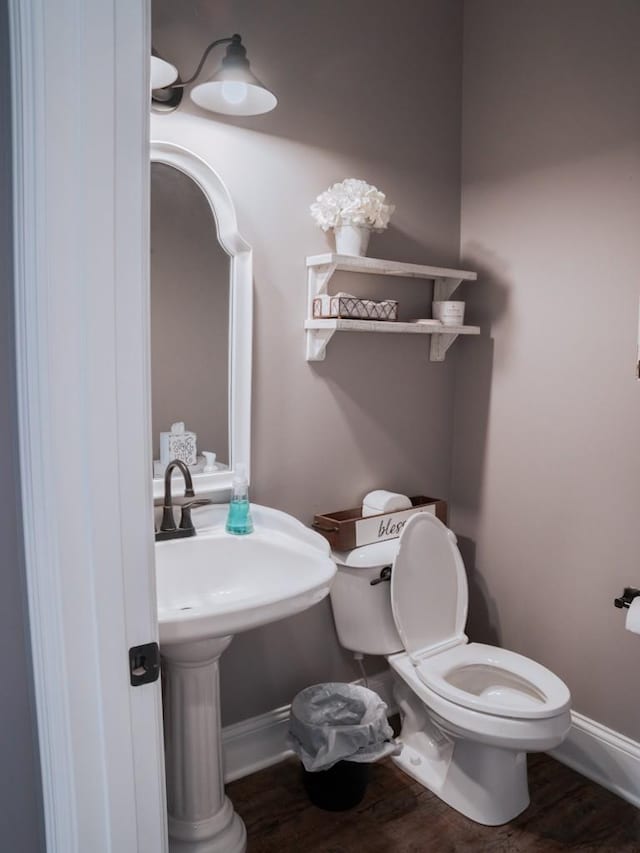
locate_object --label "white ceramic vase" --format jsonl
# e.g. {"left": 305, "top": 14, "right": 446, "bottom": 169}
{"left": 334, "top": 224, "right": 371, "bottom": 256}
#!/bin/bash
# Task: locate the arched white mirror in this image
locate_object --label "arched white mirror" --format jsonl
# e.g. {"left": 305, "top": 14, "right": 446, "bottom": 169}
{"left": 150, "top": 140, "right": 252, "bottom": 498}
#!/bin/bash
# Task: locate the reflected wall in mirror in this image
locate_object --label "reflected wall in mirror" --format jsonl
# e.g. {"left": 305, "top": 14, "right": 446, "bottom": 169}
{"left": 150, "top": 162, "right": 230, "bottom": 469}
{"left": 149, "top": 141, "right": 252, "bottom": 499}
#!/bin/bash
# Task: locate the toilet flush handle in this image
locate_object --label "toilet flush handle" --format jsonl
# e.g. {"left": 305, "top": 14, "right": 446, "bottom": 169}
{"left": 370, "top": 566, "right": 392, "bottom": 586}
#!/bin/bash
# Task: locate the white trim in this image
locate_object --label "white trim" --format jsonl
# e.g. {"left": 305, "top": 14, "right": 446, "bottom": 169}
{"left": 10, "top": 2, "right": 167, "bottom": 850}
{"left": 367, "top": 670, "right": 398, "bottom": 713}
{"left": 550, "top": 711, "right": 640, "bottom": 809}
{"left": 223, "top": 706, "right": 294, "bottom": 784}
{"left": 222, "top": 670, "right": 396, "bottom": 783}
{"left": 9, "top": 5, "right": 75, "bottom": 847}
{"left": 150, "top": 141, "right": 253, "bottom": 498}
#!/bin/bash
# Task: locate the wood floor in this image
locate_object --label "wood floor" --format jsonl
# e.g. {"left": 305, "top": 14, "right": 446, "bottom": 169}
{"left": 228, "top": 754, "right": 640, "bottom": 852}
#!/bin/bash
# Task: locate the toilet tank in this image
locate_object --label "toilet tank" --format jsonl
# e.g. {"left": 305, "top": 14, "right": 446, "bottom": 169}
{"left": 330, "top": 539, "right": 404, "bottom": 656}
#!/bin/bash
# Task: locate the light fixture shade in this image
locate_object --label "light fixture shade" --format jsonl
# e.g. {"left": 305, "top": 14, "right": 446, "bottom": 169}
{"left": 151, "top": 55, "right": 178, "bottom": 90}
{"left": 190, "top": 77, "right": 277, "bottom": 116}
{"left": 190, "top": 36, "right": 277, "bottom": 116}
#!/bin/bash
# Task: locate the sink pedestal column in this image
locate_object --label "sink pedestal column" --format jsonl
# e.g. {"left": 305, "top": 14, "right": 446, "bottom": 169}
{"left": 162, "top": 637, "right": 246, "bottom": 853}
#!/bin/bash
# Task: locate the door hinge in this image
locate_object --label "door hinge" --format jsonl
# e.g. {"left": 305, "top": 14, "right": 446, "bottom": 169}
{"left": 129, "top": 642, "right": 160, "bottom": 686}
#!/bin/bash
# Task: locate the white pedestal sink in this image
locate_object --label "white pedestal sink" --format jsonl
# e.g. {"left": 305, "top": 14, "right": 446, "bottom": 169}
{"left": 155, "top": 504, "right": 336, "bottom": 853}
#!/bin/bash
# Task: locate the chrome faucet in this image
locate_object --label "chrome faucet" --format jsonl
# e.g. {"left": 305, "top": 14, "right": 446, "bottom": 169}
{"left": 155, "top": 459, "right": 202, "bottom": 542}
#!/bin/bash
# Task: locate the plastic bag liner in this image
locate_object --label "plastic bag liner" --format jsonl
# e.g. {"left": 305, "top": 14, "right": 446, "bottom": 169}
{"left": 286, "top": 682, "right": 401, "bottom": 772}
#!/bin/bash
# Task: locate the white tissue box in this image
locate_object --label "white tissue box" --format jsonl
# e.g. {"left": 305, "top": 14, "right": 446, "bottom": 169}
{"left": 160, "top": 428, "right": 197, "bottom": 467}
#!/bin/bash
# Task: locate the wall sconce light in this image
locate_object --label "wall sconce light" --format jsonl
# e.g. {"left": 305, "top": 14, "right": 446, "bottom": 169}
{"left": 151, "top": 34, "right": 277, "bottom": 116}
{"left": 150, "top": 51, "right": 178, "bottom": 91}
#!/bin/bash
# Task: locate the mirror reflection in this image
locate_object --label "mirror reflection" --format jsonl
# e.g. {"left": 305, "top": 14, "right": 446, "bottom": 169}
{"left": 150, "top": 162, "right": 230, "bottom": 475}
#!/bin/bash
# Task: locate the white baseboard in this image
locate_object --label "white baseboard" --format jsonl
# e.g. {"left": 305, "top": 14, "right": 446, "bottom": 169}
{"left": 221, "top": 670, "right": 396, "bottom": 783}
{"left": 223, "top": 673, "right": 640, "bottom": 812}
{"left": 366, "top": 669, "right": 397, "bottom": 713}
{"left": 550, "top": 711, "right": 640, "bottom": 808}
{"left": 222, "top": 704, "right": 294, "bottom": 783}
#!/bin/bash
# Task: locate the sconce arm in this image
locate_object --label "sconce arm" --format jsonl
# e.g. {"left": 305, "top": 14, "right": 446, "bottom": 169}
{"left": 171, "top": 36, "right": 234, "bottom": 89}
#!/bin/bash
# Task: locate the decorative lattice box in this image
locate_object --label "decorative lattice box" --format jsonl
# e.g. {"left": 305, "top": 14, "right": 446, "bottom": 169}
{"left": 313, "top": 293, "right": 398, "bottom": 321}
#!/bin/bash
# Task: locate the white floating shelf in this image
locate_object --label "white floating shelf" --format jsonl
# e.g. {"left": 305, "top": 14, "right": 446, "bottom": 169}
{"left": 305, "top": 254, "right": 479, "bottom": 362}
{"left": 305, "top": 318, "right": 480, "bottom": 362}
{"left": 306, "top": 253, "right": 478, "bottom": 286}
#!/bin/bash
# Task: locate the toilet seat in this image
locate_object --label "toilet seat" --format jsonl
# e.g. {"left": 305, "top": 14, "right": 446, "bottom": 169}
{"left": 415, "top": 642, "right": 571, "bottom": 720}
{"left": 389, "top": 650, "right": 571, "bottom": 752}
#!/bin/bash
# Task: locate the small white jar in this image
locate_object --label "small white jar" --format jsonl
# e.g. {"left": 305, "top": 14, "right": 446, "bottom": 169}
{"left": 432, "top": 300, "right": 465, "bottom": 326}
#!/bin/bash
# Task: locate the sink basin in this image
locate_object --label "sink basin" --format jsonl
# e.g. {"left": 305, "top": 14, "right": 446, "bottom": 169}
{"left": 155, "top": 503, "right": 336, "bottom": 645}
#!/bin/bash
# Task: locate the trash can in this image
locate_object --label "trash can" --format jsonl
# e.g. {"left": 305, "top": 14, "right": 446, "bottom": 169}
{"left": 301, "top": 757, "right": 370, "bottom": 811}
{"left": 286, "top": 682, "right": 400, "bottom": 811}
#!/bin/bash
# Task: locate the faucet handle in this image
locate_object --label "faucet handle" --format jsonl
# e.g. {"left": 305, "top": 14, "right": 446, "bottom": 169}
{"left": 179, "top": 498, "right": 214, "bottom": 530}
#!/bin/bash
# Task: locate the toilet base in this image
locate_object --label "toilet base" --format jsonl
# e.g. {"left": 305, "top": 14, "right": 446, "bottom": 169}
{"left": 393, "top": 681, "right": 530, "bottom": 825}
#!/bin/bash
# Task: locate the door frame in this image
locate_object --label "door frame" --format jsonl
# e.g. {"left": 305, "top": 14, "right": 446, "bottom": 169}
{"left": 9, "top": 1, "right": 167, "bottom": 850}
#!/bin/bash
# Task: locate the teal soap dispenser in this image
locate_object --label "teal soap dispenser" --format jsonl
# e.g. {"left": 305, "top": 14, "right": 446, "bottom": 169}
{"left": 225, "top": 464, "right": 254, "bottom": 535}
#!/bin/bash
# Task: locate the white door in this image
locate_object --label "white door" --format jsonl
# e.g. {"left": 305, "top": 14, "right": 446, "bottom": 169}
{"left": 10, "top": 1, "right": 167, "bottom": 851}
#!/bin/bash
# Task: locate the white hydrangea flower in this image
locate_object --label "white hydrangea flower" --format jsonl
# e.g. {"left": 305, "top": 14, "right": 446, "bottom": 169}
{"left": 310, "top": 178, "right": 395, "bottom": 232}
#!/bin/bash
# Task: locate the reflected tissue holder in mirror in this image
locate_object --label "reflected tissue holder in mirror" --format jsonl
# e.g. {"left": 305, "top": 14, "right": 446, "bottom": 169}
{"left": 150, "top": 141, "right": 252, "bottom": 499}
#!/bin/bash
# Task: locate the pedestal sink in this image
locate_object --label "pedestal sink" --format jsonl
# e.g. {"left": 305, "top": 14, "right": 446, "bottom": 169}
{"left": 155, "top": 504, "right": 336, "bottom": 853}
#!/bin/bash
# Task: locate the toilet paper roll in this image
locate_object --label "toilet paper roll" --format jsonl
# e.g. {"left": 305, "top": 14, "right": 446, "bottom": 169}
{"left": 362, "top": 490, "right": 412, "bottom": 517}
{"left": 625, "top": 598, "right": 640, "bottom": 634}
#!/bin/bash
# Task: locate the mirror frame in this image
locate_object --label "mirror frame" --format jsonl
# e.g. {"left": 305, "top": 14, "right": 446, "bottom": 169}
{"left": 150, "top": 140, "right": 252, "bottom": 498}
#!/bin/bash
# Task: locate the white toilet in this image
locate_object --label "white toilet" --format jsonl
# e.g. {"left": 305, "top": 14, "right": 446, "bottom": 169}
{"left": 329, "top": 511, "right": 571, "bottom": 825}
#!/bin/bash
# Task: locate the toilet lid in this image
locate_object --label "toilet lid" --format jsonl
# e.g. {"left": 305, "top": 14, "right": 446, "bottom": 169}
{"left": 390, "top": 512, "right": 468, "bottom": 661}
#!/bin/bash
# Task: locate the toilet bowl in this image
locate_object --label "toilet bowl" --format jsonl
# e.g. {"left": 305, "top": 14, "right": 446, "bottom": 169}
{"left": 329, "top": 511, "right": 571, "bottom": 825}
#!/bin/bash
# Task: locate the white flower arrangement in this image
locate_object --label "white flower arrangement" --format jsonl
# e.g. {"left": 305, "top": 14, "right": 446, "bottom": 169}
{"left": 310, "top": 178, "right": 395, "bottom": 232}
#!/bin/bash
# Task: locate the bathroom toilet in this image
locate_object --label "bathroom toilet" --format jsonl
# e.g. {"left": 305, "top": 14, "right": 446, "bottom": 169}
{"left": 329, "top": 511, "right": 571, "bottom": 825}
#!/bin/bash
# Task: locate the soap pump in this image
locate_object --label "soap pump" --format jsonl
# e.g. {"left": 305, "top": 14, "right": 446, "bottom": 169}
{"left": 225, "top": 464, "right": 253, "bottom": 535}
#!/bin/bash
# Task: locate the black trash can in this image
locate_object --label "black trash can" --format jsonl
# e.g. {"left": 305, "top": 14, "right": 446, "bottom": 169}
{"left": 287, "top": 682, "right": 398, "bottom": 812}
{"left": 301, "top": 759, "right": 370, "bottom": 811}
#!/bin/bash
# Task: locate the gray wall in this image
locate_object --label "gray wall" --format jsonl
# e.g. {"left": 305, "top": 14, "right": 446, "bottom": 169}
{"left": 453, "top": 0, "right": 640, "bottom": 739}
{"left": 152, "top": 0, "right": 465, "bottom": 724}
{"left": 0, "top": 1, "right": 45, "bottom": 848}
